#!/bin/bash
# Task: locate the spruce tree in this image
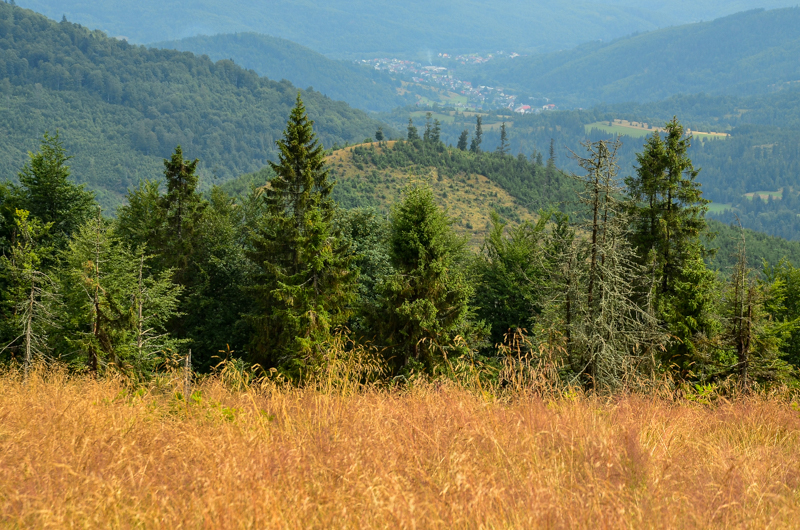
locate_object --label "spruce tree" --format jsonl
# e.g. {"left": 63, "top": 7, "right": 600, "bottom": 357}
{"left": 374, "top": 186, "right": 476, "bottom": 373}
{"left": 555, "top": 140, "right": 666, "bottom": 390}
{"left": 625, "top": 118, "right": 716, "bottom": 372}
{"left": 457, "top": 129, "right": 469, "bottom": 151}
{"left": 407, "top": 118, "right": 419, "bottom": 141}
{"left": 15, "top": 131, "right": 95, "bottom": 250}
{"left": 247, "top": 93, "right": 356, "bottom": 379}
{"left": 469, "top": 116, "right": 483, "bottom": 153}
{"left": 158, "top": 146, "right": 206, "bottom": 282}
{"left": 0, "top": 209, "right": 56, "bottom": 377}
{"left": 626, "top": 118, "right": 710, "bottom": 296}
{"left": 497, "top": 122, "right": 509, "bottom": 155}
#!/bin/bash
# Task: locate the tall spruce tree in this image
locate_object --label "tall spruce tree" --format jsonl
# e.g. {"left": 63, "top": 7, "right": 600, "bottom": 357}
{"left": 625, "top": 118, "right": 716, "bottom": 372}
{"left": 497, "top": 122, "right": 509, "bottom": 155}
{"left": 626, "top": 118, "right": 710, "bottom": 295}
{"left": 247, "top": 93, "right": 356, "bottom": 379}
{"left": 158, "top": 146, "right": 206, "bottom": 283}
{"left": 374, "top": 186, "right": 476, "bottom": 373}
{"left": 556, "top": 140, "right": 666, "bottom": 390}
{"left": 470, "top": 116, "right": 483, "bottom": 153}
{"left": 14, "top": 131, "right": 95, "bottom": 250}
{"left": 457, "top": 129, "right": 469, "bottom": 151}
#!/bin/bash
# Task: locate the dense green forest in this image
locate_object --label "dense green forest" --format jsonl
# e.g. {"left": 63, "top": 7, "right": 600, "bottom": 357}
{"left": 153, "top": 33, "right": 414, "bottom": 113}
{"left": 381, "top": 88, "right": 800, "bottom": 240}
{"left": 15, "top": 0, "right": 795, "bottom": 57}
{"left": 4, "top": 103, "right": 800, "bottom": 394}
{"left": 461, "top": 8, "right": 800, "bottom": 106}
{"left": 0, "top": 4, "right": 389, "bottom": 207}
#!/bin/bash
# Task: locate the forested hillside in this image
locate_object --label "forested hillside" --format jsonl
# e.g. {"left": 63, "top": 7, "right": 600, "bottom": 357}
{"left": 0, "top": 4, "right": 387, "bottom": 206}
{"left": 154, "top": 33, "right": 413, "bottom": 113}
{"left": 382, "top": 88, "right": 800, "bottom": 240}
{"left": 464, "top": 8, "right": 800, "bottom": 106}
{"left": 16, "top": 0, "right": 797, "bottom": 57}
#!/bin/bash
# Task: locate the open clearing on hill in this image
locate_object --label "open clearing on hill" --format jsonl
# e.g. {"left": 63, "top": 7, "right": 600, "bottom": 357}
{"left": 586, "top": 120, "right": 730, "bottom": 140}
{"left": 745, "top": 189, "right": 783, "bottom": 202}
{"left": 2, "top": 368, "right": 800, "bottom": 528}
{"left": 328, "top": 142, "right": 536, "bottom": 245}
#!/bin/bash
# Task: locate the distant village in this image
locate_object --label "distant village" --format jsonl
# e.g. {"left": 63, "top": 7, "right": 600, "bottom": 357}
{"left": 358, "top": 51, "right": 555, "bottom": 114}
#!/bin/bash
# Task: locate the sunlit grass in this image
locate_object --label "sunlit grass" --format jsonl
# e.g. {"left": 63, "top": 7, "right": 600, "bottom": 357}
{"left": 1, "top": 365, "right": 799, "bottom": 528}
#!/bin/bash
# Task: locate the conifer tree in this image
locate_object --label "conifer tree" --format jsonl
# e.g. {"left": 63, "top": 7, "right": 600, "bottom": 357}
{"left": 625, "top": 118, "right": 716, "bottom": 371}
{"left": 474, "top": 211, "right": 551, "bottom": 347}
{"left": 470, "top": 116, "right": 483, "bottom": 153}
{"left": 375, "top": 186, "right": 476, "bottom": 373}
{"left": 247, "top": 93, "right": 356, "bottom": 378}
{"left": 719, "top": 231, "right": 794, "bottom": 388}
{"left": 497, "top": 122, "right": 509, "bottom": 155}
{"left": 407, "top": 118, "right": 419, "bottom": 141}
{"left": 0, "top": 209, "right": 57, "bottom": 378}
{"left": 555, "top": 140, "right": 666, "bottom": 390}
{"left": 15, "top": 131, "right": 95, "bottom": 250}
{"left": 158, "top": 146, "right": 206, "bottom": 282}
{"left": 626, "top": 118, "right": 710, "bottom": 295}
{"left": 457, "top": 129, "right": 469, "bottom": 151}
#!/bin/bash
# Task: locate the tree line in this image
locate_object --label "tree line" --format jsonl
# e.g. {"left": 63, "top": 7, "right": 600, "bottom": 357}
{"left": 3, "top": 99, "right": 800, "bottom": 391}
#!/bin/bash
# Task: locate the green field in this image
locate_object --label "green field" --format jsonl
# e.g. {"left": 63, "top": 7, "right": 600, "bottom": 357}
{"left": 586, "top": 122, "right": 729, "bottom": 141}
{"left": 409, "top": 111, "right": 456, "bottom": 124}
{"left": 707, "top": 202, "right": 733, "bottom": 214}
{"left": 744, "top": 189, "right": 783, "bottom": 202}
{"left": 585, "top": 122, "right": 652, "bottom": 138}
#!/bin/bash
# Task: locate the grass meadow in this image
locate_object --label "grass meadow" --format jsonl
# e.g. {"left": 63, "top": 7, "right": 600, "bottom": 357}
{"left": 2, "top": 363, "right": 800, "bottom": 529}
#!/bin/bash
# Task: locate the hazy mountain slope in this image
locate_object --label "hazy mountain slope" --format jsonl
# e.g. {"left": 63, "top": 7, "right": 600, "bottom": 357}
{"left": 465, "top": 8, "right": 800, "bottom": 106}
{"left": 15, "top": 0, "right": 797, "bottom": 57}
{"left": 153, "top": 33, "right": 411, "bottom": 112}
{"left": 0, "top": 4, "right": 388, "bottom": 207}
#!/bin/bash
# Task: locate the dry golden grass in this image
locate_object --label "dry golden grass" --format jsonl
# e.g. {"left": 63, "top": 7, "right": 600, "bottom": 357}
{"left": 2, "top": 367, "right": 800, "bottom": 529}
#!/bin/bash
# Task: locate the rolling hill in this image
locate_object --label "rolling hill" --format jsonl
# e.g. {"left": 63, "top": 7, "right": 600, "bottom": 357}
{"left": 464, "top": 7, "right": 800, "bottom": 106}
{"left": 15, "top": 0, "right": 798, "bottom": 58}
{"left": 153, "top": 33, "right": 413, "bottom": 113}
{"left": 0, "top": 4, "right": 388, "bottom": 207}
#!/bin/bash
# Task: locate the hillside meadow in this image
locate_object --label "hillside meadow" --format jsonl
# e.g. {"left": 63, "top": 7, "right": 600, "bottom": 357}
{"left": 1, "top": 363, "right": 799, "bottom": 528}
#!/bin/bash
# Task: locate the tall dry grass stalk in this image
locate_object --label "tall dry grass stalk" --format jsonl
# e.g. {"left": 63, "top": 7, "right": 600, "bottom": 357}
{"left": 1, "top": 361, "right": 799, "bottom": 529}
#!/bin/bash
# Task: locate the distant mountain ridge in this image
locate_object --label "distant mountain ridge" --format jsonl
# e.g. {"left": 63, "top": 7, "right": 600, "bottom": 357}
{"left": 152, "top": 33, "right": 413, "bottom": 112}
{"left": 15, "top": 0, "right": 799, "bottom": 58}
{"left": 464, "top": 7, "right": 800, "bottom": 106}
{"left": 0, "top": 4, "right": 388, "bottom": 207}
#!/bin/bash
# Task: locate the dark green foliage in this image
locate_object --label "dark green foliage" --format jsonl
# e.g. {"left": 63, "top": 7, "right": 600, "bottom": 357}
{"left": 764, "top": 259, "right": 800, "bottom": 369}
{"left": 153, "top": 33, "right": 411, "bottom": 113}
{"left": 335, "top": 208, "right": 393, "bottom": 336}
{"left": 626, "top": 119, "right": 710, "bottom": 295}
{"left": 12, "top": 131, "right": 95, "bottom": 250}
{"left": 407, "top": 119, "right": 419, "bottom": 141}
{"left": 158, "top": 147, "right": 205, "bottom": 283}
{"left": 374, "top": 186, "right": 477, "bottom": 372}
{"left": 0, "top": 3, "right": 387, "bottom": 207}
{"left": 457, "top": 129, "right": 469, "bottom": 151}
{"left": 116, "top": 152, "right": 251, "bottom": 370}
{"left": 246, "top": 94, "right": 356, "bottom": 378}
{"left": 473, "top": 212, "right": 551, "bottom": 347}
{"left": 469, "top": 117, "right": 483, "bottom": 154}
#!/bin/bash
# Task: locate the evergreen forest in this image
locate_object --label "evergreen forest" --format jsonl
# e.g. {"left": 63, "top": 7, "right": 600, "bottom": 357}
{"left": 4, "top": 96, "right": 800, "bottom": 393}
{"left": 0, "top": 4, "right": 386, "bottom": 208}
